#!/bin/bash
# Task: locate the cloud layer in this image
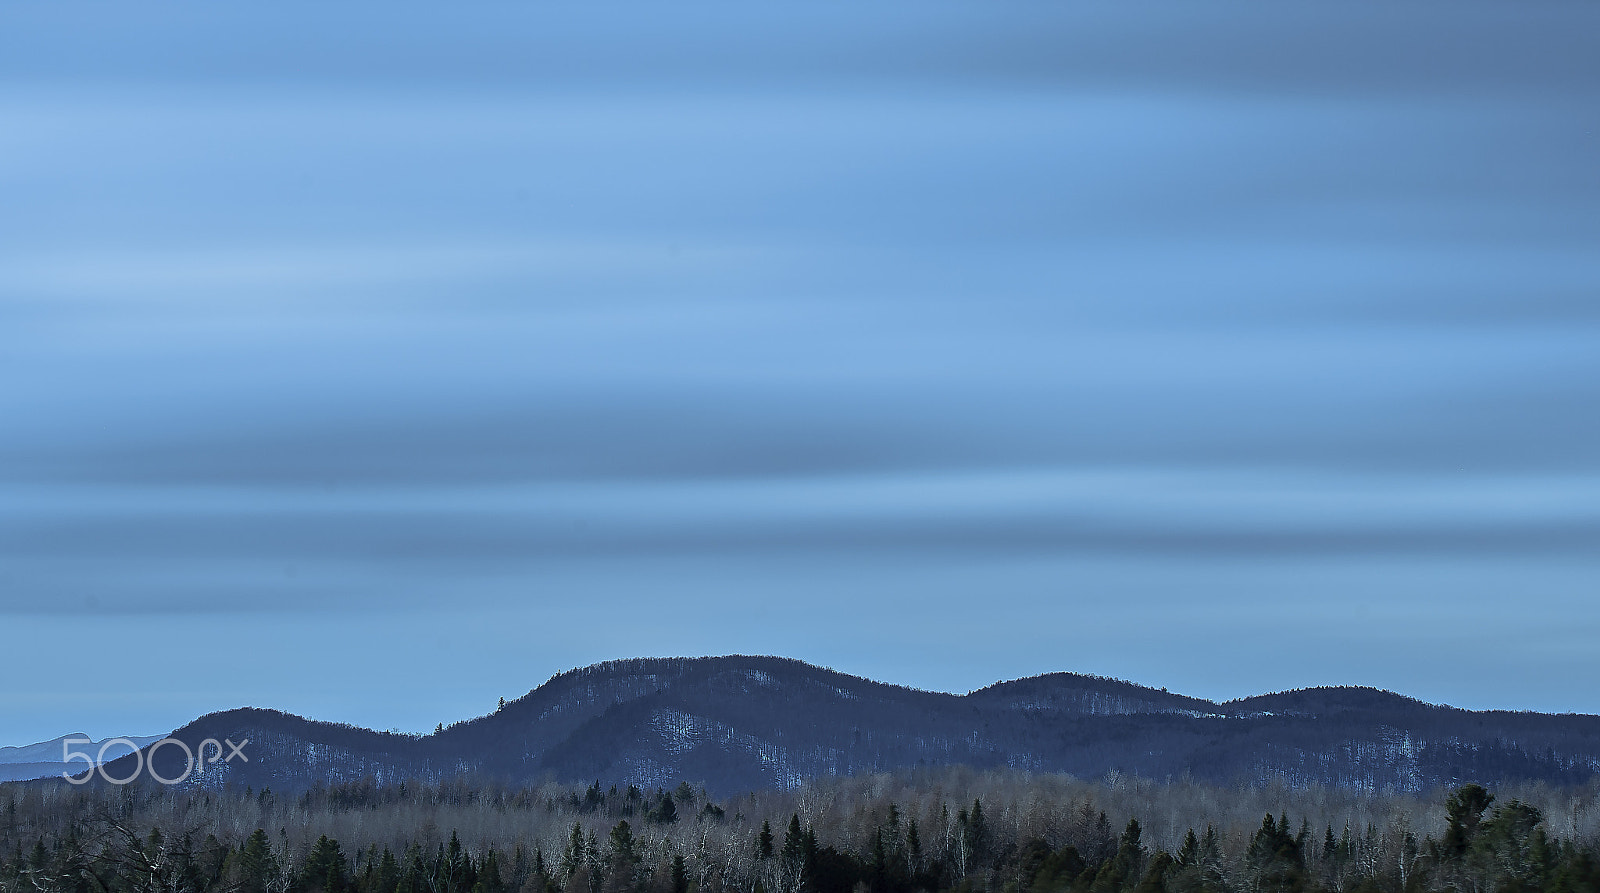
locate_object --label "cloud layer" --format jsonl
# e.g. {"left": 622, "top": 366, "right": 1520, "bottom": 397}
{"left": 2, "top": 0, "right": 1598, "bottom": 744}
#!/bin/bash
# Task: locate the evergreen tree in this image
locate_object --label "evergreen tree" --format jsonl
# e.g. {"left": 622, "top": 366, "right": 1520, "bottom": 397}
{"left": 758, "top": 822, "right": 774, "bottom": 861}
{"left": 1470, "top": 800, "right": 1552, "bottom": 892}
{"left": 303, "top": 836, "right": 348, "bottom": 893}
{"left": 600, "top": 822, "right": 639, "bottom": 893}
{"left": 1175, "top": 830, "right": 1199, "bottom": 868}
{"left": 653, "top": 793, "right": 678, "bottom": 825}
{"left": 607, "top": 823, "right": 637, "bottom": 869}
{"left": 1245, "top": 814, "right": 1308, "bottom": 892}
{"left": 236, "top": 829, "right": 279, "bottom": 893}
{"left": 561, "top": 825, "right": 587, "bottom": 879}
{"left": 963, "top": 800, "right": 990, "bottom": 868}
{"left": 373, "top": 849, "right": 401, "bottom": 893}
{"left": 1089, "top": 819, "right": 1146, "bottom": 893}
{"left": 1088, "top": 812, "right": 1115, "bottom": 865}
{"left": 395, "top": 844, "right": 425, "bottom": 893}
{"left": 477, "top": 850, "right": 506, "bottom": 893}
{"left": 778, "top": 816, "right": 807, "bottom": 893}
{"left": 868, "top": 830, "right": 886, "bottom": 893}
{"left": 1132, "top": 851, "right": 1173, "bottom": 893}
{"left": 1443, "top": 784, "right": 1495, "bottom": 859}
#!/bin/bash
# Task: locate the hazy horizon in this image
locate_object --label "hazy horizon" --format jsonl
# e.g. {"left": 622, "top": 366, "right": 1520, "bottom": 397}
{"left": 4, "top": 0, "right": 1599, "bottom": 747}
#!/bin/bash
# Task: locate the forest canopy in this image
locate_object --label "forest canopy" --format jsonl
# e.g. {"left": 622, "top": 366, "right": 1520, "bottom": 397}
{"left": 6, "top": 768, "right": 1600, "bottom": 893}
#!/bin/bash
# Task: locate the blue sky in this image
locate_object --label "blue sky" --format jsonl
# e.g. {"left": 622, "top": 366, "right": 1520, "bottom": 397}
{"left": 3, "top": 1, "right": 1599, "bottom": 746}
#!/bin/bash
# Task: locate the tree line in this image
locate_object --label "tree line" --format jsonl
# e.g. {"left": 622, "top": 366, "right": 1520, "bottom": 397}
{"left": 4, "top": 769, "right": 1600, "bottom": 893}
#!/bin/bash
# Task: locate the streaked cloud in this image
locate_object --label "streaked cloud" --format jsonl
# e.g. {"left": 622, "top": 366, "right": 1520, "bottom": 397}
{"left": 2, "top": 0, "right": 1597, "bottom": 744}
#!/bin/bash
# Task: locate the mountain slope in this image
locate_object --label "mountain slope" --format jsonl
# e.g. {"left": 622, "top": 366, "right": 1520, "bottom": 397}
{"left": 0, "top": 733, "right": 166, "bottom": 782}
{"left": 93, "top": 656, "right": 1600, "bottom": 795}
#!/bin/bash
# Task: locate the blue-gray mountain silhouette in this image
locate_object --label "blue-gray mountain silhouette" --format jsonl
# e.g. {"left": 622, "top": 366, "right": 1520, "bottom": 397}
{"left": 99, "top": 656, "right": 1600, "bottom": 794}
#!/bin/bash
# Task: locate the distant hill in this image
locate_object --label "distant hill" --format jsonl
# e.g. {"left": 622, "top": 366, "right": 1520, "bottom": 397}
{"left": 1, "top": 733, "right": 166, "bottom": 782}
{"left": 92, "top": 656, "right": 1600, "bottom": 795}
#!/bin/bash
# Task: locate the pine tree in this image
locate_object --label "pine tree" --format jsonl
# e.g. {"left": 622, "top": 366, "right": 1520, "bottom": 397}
{"left": 478, "top": 850, "right": 506, "bottom": 893}
{"left": 561, "top": 825, "right": 587, "bottom": 878}
{"left": 303, "top": 836, "right": 348, "bottom": 893}
{"left": 1443, "top": 784, "right": 1495, "bottom": 859}
{"left": 444, "top": 831, "right": 471, "bottom": 893}
{"left": 962, "top": 800, "right": 990, "bottom": 870}
{"left": 1245, "top": 814, "right": 1308, "bottom": 892}
{"left": 653, "top": 793, "right": 678, "bottom": 825}
{"left": 235, "top": 829, "right": 279, "bottom": 893}
{"left": 607, "top": 823, "right": 636, "bottom": 868}
{"left": 1176, "top": 830, "right": 1199, "bottom": 868}
{"left": 869, "top": 830, "right": 886, "bottom": 893}
{"left": 374, "top": 848, "right": 401, "bottom": 893}
{"left": 1132, "top": 851, "right": 1173, "bottom": 893}
{"left": 777, "top": 816, "right": 807, "bottom": 893}
{"left": 782, "top": 817, "right": 804, "bottom": 865}
{"left": 757, "top": 822, "right": 774, "bottom": 861}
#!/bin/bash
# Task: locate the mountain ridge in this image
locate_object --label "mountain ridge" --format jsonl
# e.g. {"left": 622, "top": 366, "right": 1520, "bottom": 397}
{"left": 81, "top": 655, "right": 1600, "bottom": 795}
{"left": 0, "top": 733, "right": 167, "bottom": 783}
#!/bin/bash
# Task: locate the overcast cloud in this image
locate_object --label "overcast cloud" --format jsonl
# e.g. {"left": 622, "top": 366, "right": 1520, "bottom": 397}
{"left": 2, "top": 0, "right": 1598, "bottom": 744}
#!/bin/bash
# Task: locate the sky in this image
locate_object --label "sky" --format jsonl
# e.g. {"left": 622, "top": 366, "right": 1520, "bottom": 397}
{"left": 2, "top": 1, "right": 1599, "bottom": 746}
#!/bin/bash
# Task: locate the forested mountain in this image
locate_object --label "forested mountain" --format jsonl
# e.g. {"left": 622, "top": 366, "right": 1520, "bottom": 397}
{"left": 94, "top": 656, "right": 1600, "bottom": 794}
